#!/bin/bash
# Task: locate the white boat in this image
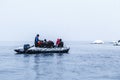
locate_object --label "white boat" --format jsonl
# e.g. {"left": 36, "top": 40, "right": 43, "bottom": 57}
{"left": 92, "top": 40, "right": 104, "bottom": 44}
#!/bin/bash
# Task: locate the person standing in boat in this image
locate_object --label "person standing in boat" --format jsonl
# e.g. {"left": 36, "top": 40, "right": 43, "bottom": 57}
{"left": 35, "top": 34, "right": 40, "bottom": 47}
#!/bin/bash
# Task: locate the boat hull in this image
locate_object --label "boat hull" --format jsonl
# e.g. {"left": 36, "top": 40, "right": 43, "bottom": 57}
{"left": 14, "top": 47, "right": 70, "bottom": 54}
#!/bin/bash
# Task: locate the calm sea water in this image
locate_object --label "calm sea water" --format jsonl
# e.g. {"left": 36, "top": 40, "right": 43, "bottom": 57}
{"left": 0, "top": 41, "right": 120, "bottom": 80}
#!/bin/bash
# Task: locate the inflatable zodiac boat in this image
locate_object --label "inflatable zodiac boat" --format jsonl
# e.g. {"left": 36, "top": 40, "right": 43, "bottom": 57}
{"left": 14, "top": 44, "right": 70, "bottom": 54}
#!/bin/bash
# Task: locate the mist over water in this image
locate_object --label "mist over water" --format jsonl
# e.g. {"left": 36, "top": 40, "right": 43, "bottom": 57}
{"left": 0, "top": 0, "right": 120, "bottom": 41}
{"left": 0, "top": 41, "right": 120, "bottom": 80}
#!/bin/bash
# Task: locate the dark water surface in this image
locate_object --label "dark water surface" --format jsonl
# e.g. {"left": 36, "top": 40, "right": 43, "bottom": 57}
{"left": 0, "top": 41, "right": 120, "bottom": 80}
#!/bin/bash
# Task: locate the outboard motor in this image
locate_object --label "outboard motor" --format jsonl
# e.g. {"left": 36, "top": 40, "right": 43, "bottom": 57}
{"left": 24, "top": 44, "right": 30, "bottom": 51}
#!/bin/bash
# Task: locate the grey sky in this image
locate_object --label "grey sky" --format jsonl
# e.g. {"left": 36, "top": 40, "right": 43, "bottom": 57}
{"left": 0, "top": 0, "right": 120, "bottom": 41}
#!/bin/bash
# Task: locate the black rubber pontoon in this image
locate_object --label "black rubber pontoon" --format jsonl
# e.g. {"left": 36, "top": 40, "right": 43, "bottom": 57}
{"left": 14, "top": 47, "right": 70, "bottom": 54}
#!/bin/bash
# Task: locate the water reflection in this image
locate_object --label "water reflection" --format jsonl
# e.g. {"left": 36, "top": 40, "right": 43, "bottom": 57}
{"left": 15, "top": 53, "right": 68, "bottom": 80}
{"left": 32, "top": 53, "right": 66, "bottom": 80}
{"left": 40, "top": 53, "right": 54, "bottom": 57}
{"left": 33, "top": 53, "right": 53, "bottom": 80}
{"left": 33, "top": 54, "right": 41, "bottom": 80}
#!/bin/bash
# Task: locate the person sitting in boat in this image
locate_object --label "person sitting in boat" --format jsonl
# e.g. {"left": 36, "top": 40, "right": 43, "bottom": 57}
{"left": 47, "top": 40, "right": 54, "bottom": 48}
{"left": 43, "top": 39, "right": 48, "bottom": 48}
{"left": 58, "top": 39, "right": 64, "bottom": 47}
{"left": 38, "top": 40, "right": 44, "bottom": 47}
{"left": 34, "top": 34, "right": 40, "bottom": 47}
{"left": 118, "top": 40, "right": 120, "bottom": 43}
{"left": 56, "top": 38, "right": 64, "bottom": 47}
{"left": 56, "top": 38, "right": 60, "bottom": 47}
